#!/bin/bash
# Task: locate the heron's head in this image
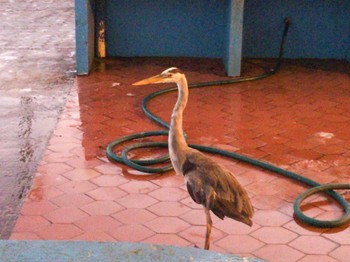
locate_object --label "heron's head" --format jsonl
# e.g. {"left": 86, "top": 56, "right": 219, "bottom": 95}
{"left": 133, "top": 67, "right": 184, "bottom": 86}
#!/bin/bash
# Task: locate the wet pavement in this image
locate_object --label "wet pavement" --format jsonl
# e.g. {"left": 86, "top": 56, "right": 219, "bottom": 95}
{"left": 0, "top": 0, "right": 75, "bottom": 238}
{"left": 10, "top": 57, "right": 350, "bottom": 261}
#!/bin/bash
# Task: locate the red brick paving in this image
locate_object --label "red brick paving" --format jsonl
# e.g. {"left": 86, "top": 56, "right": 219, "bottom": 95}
{"left": 10, "top": 58, "right": 350, "bottom": 262}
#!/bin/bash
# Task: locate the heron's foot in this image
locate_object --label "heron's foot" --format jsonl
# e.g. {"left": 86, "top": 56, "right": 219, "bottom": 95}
{"left": 193, "top": 244, "right": 200, "bottom": 249}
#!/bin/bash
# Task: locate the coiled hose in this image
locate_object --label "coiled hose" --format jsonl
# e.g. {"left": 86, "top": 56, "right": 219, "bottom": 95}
{"left": 107, "top": 18, "right": 350, "bottom": 228}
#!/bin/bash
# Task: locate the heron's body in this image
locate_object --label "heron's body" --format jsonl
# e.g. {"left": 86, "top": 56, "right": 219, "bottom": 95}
{"left": 133, "top": 67, "right": 253, "bottom": 250}
{"left": 183, "top": 150, "right": 253, "bottom": 226}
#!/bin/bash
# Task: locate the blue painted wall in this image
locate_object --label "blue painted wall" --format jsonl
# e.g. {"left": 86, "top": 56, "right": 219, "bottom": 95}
{"left": 105, "top": 0, "right": 229, "bottom": 58}
{"left": 103, "top": 0, "right": 349, "bottom": 60}
{"left": 243, "top": 0, "right": 350, "bottom": 60}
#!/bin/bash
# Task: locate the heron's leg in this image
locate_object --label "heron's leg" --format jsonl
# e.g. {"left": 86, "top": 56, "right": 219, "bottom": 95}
{"left": 204, "top": 207, "right": 212, "bottom": 250}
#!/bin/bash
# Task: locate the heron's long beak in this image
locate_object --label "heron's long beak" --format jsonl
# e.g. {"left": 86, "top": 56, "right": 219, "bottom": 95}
{"left": 132, "top": 74, "right": 164, "bottom": 86}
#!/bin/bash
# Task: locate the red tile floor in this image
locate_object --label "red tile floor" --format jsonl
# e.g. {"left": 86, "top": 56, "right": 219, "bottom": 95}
{"left": 11, "top": 58, "right": 350, "bottom": 261}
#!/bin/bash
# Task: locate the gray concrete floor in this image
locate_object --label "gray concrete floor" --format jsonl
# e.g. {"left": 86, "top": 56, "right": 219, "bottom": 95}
{"left": 0, "top": 241, "right": 263, "bottom": 261}
{"left": 0, "top": 0, "right": 75, "bottom": 239}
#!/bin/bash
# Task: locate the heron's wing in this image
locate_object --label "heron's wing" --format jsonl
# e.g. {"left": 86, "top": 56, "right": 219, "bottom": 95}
{"left": 183, "top": 151, "right": 253, "bottom": 226}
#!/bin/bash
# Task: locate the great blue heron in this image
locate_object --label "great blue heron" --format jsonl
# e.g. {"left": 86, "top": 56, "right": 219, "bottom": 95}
{"left": 133, "top": 67, "right": 254, "bottom": 250}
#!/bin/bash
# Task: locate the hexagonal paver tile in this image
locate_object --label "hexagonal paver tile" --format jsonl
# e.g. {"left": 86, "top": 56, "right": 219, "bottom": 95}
{"left": 109, "top": 224, "right": 155, "bottom": 242}
{"left": 289, "top": 236, "right": 339, "bottom": 255}
{"left": 329, "top": 245, "right": 350, "bottom": 262}
{"left": 246, "top": 182, "right": 281, "bottom": 196}
{"left": 179, "top": 209, "right": 207, "bottom": 226}
{"left": 323, "top": 226, "right": 350, "bottom": 244}
{"left": 27, "top": 186, "right": 63, "bottom": 201}
{"left": 239, "top": 169, "right": 277, "bottom": 183}
{"left": 149, "top": 187, "right": 188, "bottom": 201}
{"left": 147, "top": 201, "right": 190, "bottom": 217}
{"left": 94, "top": 163, "right": 123, "bottom": 175}
{"left": 90, "top": 174, "right": 129, "bottom": 187}
{"left": 253, "top": 210, "right": 292, "bottom": 226}
{"left": 145, "top": 217, "right": 190, "bottom": 234}
{"left": 179, "top": 209, "right": 222, "bottom": 226}
{"left": 116, "top": 194, "right": 158, "bottom": 209}
{"left": 74, "top": 216, "right": 121, "bottom": 232}
{"left": 66, "top": 157, "right": 102, "bottom": 169}
{"left": 253, "top": 244, "right": 304, "bottom": 262}
{"left": 48, "top": 142, "right": 80, "bottom": 153}
{"left": 214, "top": 217, "right": 260, "bottom": 235}
{"left": 279, "top": 200, "right": 295, "bottom": 215}
{"left": 276, "top": 185, "right": 303, "bottom": 205}
{"left": 119, "top": 180, "right": 159, "bottom": 194}
{"left": 53, "top": 125, "right": 81, "bottom": 138}
{"left": 283, "top": 220, "right": 325, "bottom": 236}
{"left": 37, "top": 163, "right": 73, "bottom": 176}
{"left": 20, "top": 201, "right": 58, "bottom": 216}
{"left": 215, "top": 235, "right": 264, "bottom": 254}
{"left": 86, "top": 187, "right": 127, "bottom": 201}
{"left": 112, "top": 208, "right": 157, "bottom": 225}
{"left": 10, "top": 232, "right": 41, "bottom": 240}
{"left": 315, "top": 144, "right": 347, "bottom": 155}
{"left": 44, "top": 207, "right": 88, "bottom": 223}
{"left": 315, "top": 211, "right": 343, "bottom": 221}
{"left": 37, "top": 224, "right": 83, "bottom": 240}
{"left": 298, "top": 255, "right": 339, "bottom": 262}
{"left": 179, "top": 225, "right": 226, "bottom": 246}
{"left": 51, "top": 193, "right": 94, "bottom": 207}
{"left": 144, "top": 234, "right": 191, "bottom": 247}
{"left": 81, "top": 201, "right": 124, "bottom": 216}
{"left": 326, "top": 165, "right": 350, "bottom": 178}
{"left": 43, "top": 152, "right": 75, "bottom": 164}
{"left": 32, "top": 173, "right": 69, "bottom": 187}
{"left": 252, "top": 195, "right": 288, "bottom": 210}
{"left": 234, "top": 173, "right": 254, "bottom": 187}
{"left": 57, "top": 180, "right": 97, "bottom": 194}
{"left": 12, "top": 216, "right": 50, "bottom": 233}
{"left": 152, "top": 175, "right": 185, "bottom": 187}
{"left": 251, "top": 227, "right": 298, "bottom": 244}
{"left": 62, "top": 168, "right": 101, "bottom": 181}
{"left": 72, "top": 231, "right": 116, "bottom": 242}
{"left": 299, "top": 169, "right": 337, "bottom": 185}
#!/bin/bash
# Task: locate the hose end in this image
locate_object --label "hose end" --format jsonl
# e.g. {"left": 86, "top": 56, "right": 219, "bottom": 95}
{"left": 284, "top": 17, "right": 292, "bottom": 26}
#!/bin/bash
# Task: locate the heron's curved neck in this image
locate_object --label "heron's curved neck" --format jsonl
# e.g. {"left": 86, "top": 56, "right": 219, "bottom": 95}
{"left": 168, "top": 76, "right": 189, "bottom": 173}
{"left": 172, "top": 76, "right": 188, "bottom": 122}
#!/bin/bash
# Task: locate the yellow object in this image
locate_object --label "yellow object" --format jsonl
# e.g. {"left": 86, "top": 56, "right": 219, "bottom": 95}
{"left": 97, "top": 20, "right": 106, "bottom": 58}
